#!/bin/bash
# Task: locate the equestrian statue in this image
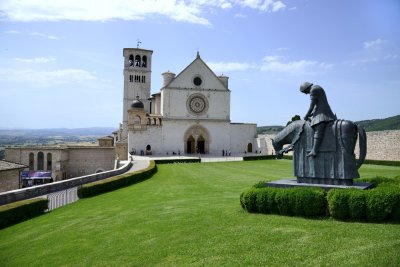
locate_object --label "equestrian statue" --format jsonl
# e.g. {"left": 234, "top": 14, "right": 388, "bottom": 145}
{"left": 272, "top": 82, "right": 367, "bottom": 186}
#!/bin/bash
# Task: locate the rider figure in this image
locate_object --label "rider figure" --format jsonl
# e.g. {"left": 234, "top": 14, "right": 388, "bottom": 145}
{"left": 300, "top": 82, "right": 336, "bottom": 157}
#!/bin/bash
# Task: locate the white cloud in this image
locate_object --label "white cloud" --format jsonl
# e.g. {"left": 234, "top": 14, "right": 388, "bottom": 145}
{"left": 349, "top": 38, "right": 399, "bottom": 65}
{"left": 364, "top": 38, "right": 386, "bottom": 49}
{"left": 4, "top": 30, "right": 21, "bottom": 34}
{"left": 208, "top": 61, "right": 255, "bottom": 72}
{"left": 0, "top": 0, "right": 287, "bottom": 25}
{"left": 3, "top": 29, "right": 58, "bottom": 39}
{"left": 261, "top": 55, "right": 332, "bottom": 74}
{"left": 0, "top": 68, "right": 97, "bottom": 86}
{"left": 237, "top": 0, "right": 286, "bottom": 12}
{"left": 30, "top": 31, "right": 58, "bottom": 40}
{"left": 234, "top": 13, "right": 247, "bottom": 18}
{"left": 13, "top": 57, "right": 56, "bottom": 64}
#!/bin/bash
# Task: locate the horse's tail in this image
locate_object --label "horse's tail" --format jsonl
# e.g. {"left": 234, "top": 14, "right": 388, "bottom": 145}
{"left": 356, "top": 124, "right": 367, "bottom": 169}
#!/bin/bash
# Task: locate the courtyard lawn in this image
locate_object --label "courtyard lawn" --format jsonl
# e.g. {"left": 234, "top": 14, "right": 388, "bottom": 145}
{"left": 1, "top": 160, "right": 400, "bottom": 266}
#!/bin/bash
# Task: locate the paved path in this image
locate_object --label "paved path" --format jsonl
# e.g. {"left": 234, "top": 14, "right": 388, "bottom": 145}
{"left": 119, "top": 156, "right": 150, "bottom": 173}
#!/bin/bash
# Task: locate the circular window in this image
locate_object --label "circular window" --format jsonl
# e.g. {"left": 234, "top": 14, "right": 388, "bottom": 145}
{"left": 187, "top": 94, "right": 208, "bottom": 115}
{"left": 193, "top": 76, "right": 202, "bottom": 86}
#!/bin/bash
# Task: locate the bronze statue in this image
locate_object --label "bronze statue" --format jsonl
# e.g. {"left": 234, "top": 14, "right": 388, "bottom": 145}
{"left": 272, "top": 83, "right": 367, "bottom": 186}
{"left": 300, "top": 82, "right": 336, "bottom": 157}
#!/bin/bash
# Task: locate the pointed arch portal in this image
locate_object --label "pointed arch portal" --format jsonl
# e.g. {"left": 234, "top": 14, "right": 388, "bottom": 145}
{"left": 184, "top": 125, "right": 210, "bottom": 154}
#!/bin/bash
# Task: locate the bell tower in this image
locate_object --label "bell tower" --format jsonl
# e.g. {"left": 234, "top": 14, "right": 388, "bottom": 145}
{"left": 122, "top": 47, "right": 153, "bottom": 135}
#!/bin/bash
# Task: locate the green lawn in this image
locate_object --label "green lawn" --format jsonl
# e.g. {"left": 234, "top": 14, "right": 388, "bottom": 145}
{"left": 1, "top": 160, "right": 400, "bottom": 266}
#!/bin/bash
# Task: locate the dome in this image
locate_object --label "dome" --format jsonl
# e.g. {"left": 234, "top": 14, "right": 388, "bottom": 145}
{"left": 131, "top": 96, "right": 144, "bottom": 109}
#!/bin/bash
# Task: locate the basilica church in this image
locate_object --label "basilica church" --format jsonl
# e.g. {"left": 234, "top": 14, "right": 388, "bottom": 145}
{"left": 116, "top": 47, "right": 266, "bottom": 158}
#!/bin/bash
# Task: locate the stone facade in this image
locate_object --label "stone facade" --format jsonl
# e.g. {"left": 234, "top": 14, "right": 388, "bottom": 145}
{"left": 5, "top": 146, "right": 115, "bottom": 182}
{"left": 120, "top": 48, "right": 267, "bottom": 156}
{"left": 0, "top": 161, "right": 26, "bottom": 192}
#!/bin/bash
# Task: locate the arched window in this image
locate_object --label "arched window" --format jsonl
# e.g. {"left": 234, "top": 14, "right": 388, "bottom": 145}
{"left": 47, "top": 153, "right": 52, "bottom": 170}
{"left": 129, "top": 55, "right": 134, "bottom": 66}
{"left": 134, "top": 115, "right": 141, "bottom": 126}
{"left": 29, "top": 152, "right": 34, "bottom": 170}
{"left": 142, "top": 55, "right": 147, "bottom": 67}
{"left": 142, "top": 75, "right": 146, "bottom": 83}
{"left": 37, "top": 152, "right": 44, "bottom": 170}
{"left": 146, "top": 144, "right": 151, "bottom": 151}
{"left": 247, "top": 143, "right": 253, "bottom": 153}
{"left": 135, "top": 55, "right": 141, "bottom": 67}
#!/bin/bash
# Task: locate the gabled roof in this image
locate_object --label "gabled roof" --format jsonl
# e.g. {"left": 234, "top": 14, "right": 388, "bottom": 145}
{"left": 163, "top": 52, "right": 229, "bottom": 91}
{"left": 0, "top": 160, "right": 27, "bottom": 171}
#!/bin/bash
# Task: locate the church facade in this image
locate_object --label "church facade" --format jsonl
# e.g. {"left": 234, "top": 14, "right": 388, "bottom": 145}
{"left": 118, "top": 48, "right": 266, "bottom": 157}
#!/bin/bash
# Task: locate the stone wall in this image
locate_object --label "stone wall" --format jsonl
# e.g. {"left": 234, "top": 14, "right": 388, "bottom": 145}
{"left": 354, "top": 130, "right": 400, "bottom": 161}
{"left": 261, "top": 129, "right": 400, "bottom": 161}
{"left": 0, "top": 160, "right": 133, "bottom": 205}
{"left": 66, "top": 147, "right": 115, "bottom": 178}
{"left": 0, "top": 169, "right": 20, "bottom": 193}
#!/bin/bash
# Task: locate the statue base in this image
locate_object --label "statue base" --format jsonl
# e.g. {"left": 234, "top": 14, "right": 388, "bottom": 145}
{"left": 297, "top": 177, "right": 354, "bottom": 186}
{"left": 266, "top": 179, "right": 374, "bottom": 191}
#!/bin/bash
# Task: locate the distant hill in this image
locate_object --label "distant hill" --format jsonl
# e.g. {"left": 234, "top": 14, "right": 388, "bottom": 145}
{"left": 257, "top": 115, "right": 400, "bottom": 134}
{"left": 0, "top": 127, "right": 117, "bottom": 160}
{"left": 0, "top": 127, "right": 117, "bottom": 137}
{"left": 354, "top": 115, "right": 400, "bottom": 132}
{"left": 257, "top": 126, "right": 284, "bottom": 134}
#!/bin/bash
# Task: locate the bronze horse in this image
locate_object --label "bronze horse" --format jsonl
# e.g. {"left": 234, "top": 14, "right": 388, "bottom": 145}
{"left": 272, "top": 119, "right": 367, "bottom": 185}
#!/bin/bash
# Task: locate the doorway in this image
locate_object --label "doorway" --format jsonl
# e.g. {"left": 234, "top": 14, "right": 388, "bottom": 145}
{"left": 187, "top": 135, "right": 195, "bottom": 154}
{"left": 197, "top": 135, "right": 205, "bottom": 154}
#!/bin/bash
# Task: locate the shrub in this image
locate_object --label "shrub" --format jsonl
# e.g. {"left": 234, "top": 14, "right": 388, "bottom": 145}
{"left": 363, "top": 159, "right": 400, "bottom": 167}
{"left": 366, "top": 187, "right": 400, "bottom": 222}
{"left": 240, "top": 188, "right": 258, "bottom": 212}
{"left": 154, "top": 159, "right": 200, "bottom": 164}
{"left": 243, "top": 176, "right": 400, "bottom": 223}
{"left": 241, "top": 186, "right": 325, "bottom": 218}
{"left": 257, "top": 187, "right": 279, "bottom": 214}
{"left": 243, "top": 155, "right": 276, "bottom": 161}
{"left": 78, "top": 161, "right": 157, "bottom": 198}
{"left": 327, "top": 189, "right": 350, "bottom": 220}
{"left": 348, "top": 190, "right": 366, "bottom": 221}
{"left": 0, "top": 198, "right": 48, "bottom": 229}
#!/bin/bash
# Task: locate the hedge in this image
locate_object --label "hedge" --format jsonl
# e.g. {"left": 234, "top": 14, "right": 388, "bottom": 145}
{"left": 363, "top": 159, "right": 400, "bottom": 167}
{"left": 0, "top": 198, "right": 48, "bottom": 229}
{"left": 243, "top": 155, "right": 293, "bottom": 161}
{"left": 243, "top": 155, "right": 399, "bottom": 166}
{"left": 242, "top": 176, "right": 400, "bottom": 223}
{"left": 154, "top": 159, "right": 201, "bottom": 164}
{"left": 327, "top": 186, "right": 400, "bottom": 222}
{"left": 78, "top": 160, "right": 157, "bottom": 198}
{"left": 240, "top": 186, "right": 326, "bottom": 218}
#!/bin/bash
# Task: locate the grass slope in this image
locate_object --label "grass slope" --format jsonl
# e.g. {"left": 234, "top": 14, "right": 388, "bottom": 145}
{"left": 1, "top": 160, "right": 400, "bottom": 266}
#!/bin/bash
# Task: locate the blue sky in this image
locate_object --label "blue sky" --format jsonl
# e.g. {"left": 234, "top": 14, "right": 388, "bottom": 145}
{"left": 0, "top": 0, "right": 399, "bottom": 129}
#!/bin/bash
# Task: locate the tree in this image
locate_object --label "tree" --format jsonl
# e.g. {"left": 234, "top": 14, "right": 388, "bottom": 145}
{"left": 286, "top": 115, "right": 301, "bottom": 126}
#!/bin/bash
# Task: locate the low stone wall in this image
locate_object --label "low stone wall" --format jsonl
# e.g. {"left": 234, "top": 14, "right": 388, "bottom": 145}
{"left": 355, "top": 130, "right": 400, "bottom": 161}
{"left": 0, "top": 160, "right": 133, "bottom": 206}
{"left": 261, "top": 129, "right": 400, "bottom": 161}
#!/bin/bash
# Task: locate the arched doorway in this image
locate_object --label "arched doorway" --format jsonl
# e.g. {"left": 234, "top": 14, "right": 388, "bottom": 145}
{"left": 184, "top": 125, "right": 210, "bottom": 154}
{"left": 197, "top": 135, "right": 205, "bottom": 154}
{"left": 186, "top": 135, "right": 195, "bottom": 154}
{"left": 247, "top": 143, "right": 253, "bottom": 153}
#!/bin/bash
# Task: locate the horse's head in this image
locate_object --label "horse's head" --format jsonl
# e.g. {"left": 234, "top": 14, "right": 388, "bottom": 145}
{"left": 271, "top": 139, "right": 283, "bottom": 159}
